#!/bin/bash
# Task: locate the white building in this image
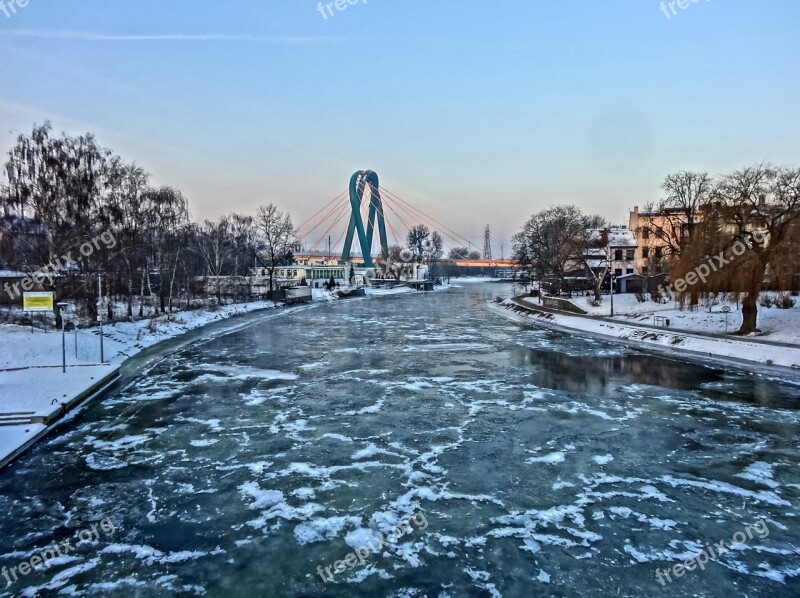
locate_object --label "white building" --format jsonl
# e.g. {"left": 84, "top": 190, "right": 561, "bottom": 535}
{"left": 583, "top": 227, "right": 639, "bottom": 288}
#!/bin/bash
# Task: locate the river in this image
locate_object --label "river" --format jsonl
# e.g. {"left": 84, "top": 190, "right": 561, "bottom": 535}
{"left": 1, "top": 283, "right": 798, "bottom": 597}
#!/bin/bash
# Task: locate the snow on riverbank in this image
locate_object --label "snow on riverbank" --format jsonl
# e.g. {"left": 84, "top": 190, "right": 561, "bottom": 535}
{"left": 0, "top": 300, "right": 279, "bottom": 466}
{"left": 573, "top": 293, "right": 800, "bottom": 345}
{"left": 1, "top": 300, "right": 278, "bottom": 371}
{"left": 488, "top": 298, "right": 800, "bottom": 375}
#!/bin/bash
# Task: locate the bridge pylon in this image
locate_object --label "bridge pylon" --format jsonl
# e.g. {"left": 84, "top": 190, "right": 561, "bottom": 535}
{"left": 341, "top": 170, "right": 389, "bottom": 268}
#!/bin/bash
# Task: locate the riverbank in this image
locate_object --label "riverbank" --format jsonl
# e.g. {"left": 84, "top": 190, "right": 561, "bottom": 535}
{"left": 0, "top": 300, "right": 282, "bottom": 469}
{"left": 575, "top": 292, "right": 800, "bottom": 345}
{"left": 487, "top": 297, "right": 800, "bottom": 379}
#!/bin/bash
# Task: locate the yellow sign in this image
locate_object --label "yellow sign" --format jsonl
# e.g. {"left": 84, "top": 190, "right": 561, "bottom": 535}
{"left": 23, "top": 292, "right": 54, "bottom": 312}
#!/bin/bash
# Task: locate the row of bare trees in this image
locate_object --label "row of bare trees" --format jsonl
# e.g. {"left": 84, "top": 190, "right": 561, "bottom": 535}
{"left": 512, "top": 165, "right": 800, "bottom": 334}
{"left": 668, "top": 165, "right": 800, "bottom": 333}
{"left": 1, "top": 122, "right": 296, "bottom": 321}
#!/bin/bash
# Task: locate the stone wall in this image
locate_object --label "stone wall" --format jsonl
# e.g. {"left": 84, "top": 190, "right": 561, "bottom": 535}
{"left": 542, "top": 296, "right": 588, "bottom": 315}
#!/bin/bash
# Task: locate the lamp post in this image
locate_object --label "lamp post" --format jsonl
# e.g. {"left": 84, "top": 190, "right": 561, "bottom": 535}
{"left": 57, "top": 302, "right": 69, "bottom": 373}
{"left": 97, "top": 272, "right": 105, "bottom": 364}
{"left": 610, "top": 272, "right": 615, "bottom": 317}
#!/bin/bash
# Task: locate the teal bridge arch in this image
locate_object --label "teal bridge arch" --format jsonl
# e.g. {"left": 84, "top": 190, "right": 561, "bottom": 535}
{"left": 341, "top": 170, "right": 389, "bottom": 268}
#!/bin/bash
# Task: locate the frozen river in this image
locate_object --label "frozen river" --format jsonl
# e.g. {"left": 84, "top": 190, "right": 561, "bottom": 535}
{"left": 1, "top": 283, "right": 798, "bottom": 597}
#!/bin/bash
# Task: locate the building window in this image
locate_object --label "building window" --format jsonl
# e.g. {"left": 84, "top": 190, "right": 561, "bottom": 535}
{"left": 626, "top": 249, "right": 635, "bottom": 261}
{"left": 642, "top": 228, "right": 650, "bottom": 239}
{"left": 655, "top": 247, "right": 663, "bottom": 259}
{"left": 614, "top": 249, "right": 623, "bottom": 261}
{"left": 615, "top": 269, "right": 623, "bottom": 277}
{"left": 627, "top": 268, "right": 634, "bottom": 275}
{"left": 642, "top": 247, "right": 650, "bottom": 259}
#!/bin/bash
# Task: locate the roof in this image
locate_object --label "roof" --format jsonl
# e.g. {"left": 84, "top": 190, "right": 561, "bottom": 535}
{"left": 587, "top": 227, "right": 637, "bottom": 249}
{"left": 606, "top": 228, "right": 637, "bottom": 248}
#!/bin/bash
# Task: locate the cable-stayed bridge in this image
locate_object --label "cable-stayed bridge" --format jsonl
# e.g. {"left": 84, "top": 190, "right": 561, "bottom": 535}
{"left": 295, "top": 170, "right": 514, "bottom": 269}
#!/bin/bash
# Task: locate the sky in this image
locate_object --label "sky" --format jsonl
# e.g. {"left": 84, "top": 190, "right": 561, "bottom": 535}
{"left": 0, "top": 0, "right": 798, "bottom": 255}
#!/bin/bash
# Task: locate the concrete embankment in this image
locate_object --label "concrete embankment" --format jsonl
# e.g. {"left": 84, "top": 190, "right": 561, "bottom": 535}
{"left": 0, "top": 366, "right": 120, "bottom": 470}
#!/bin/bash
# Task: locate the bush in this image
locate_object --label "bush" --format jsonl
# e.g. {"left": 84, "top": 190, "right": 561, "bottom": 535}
{"left": 776, "top": 293, "right": 796, "bottom": 309}
{"left": 759, "top": 294, "right": 775, "bottom": 308}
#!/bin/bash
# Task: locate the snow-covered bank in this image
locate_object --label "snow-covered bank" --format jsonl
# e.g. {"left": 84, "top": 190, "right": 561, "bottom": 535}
{"left": 487, "top": 298, "right": 800, "bottom": 377}
{"left": 573, "top": 293, "right": 800, "bottom": 345}
{"left": 0, "top": 300, "right": 280, "bottom": 467}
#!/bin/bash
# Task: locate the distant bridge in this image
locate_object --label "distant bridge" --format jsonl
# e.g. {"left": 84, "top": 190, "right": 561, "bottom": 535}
{"left": 295, "top": 170, "right": 496, "bottom": 267}
{"left": 293, "top": 255, "right": 516, "bottom": 268}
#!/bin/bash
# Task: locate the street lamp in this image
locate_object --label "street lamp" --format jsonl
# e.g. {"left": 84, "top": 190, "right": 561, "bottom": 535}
{"left": 57, "top": 302, "right": 69, "bottom": 373}
{"left": 609, "top": 271, "right": 616, "bottom": 317}
{"left": 97, "top": 272, "right": 105, "bottom": 364}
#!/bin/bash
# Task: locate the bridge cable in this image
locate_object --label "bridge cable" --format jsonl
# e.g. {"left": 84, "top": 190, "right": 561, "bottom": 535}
{"left": 381, "top": 195, "right": 467, "bottom": 257}
{"left": 297, "top": 194, "right": 351, "bottom": 245}
{"left": 296, "top": 190, "right": 348, "bottom": 233}
{"left": 304, "top": 200, "right": 353, "bottom": 254}
{"left": 379, "top": 186, "right": 478, "bottom": 250}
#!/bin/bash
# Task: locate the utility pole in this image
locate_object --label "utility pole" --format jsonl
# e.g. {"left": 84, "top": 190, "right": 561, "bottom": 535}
{"left": 610, "top": 271, "right": 615, "bottom": 317}
{"left": 57, "top": 302, "right": 69, "bottom": 373}
{"left": 483, "top": 225, "right": 492, "bottom": 260}
{"left": 98, "top": 273, "right": 105, "bottom": 364}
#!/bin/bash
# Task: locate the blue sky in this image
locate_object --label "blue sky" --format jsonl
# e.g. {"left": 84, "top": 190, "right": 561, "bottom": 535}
{"left": 1, "top": 0, "right": 798, "bottom": 252}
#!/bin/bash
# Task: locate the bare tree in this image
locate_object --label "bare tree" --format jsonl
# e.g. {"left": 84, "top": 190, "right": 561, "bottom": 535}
{"left": 513, "top": 205, "right": 604, "bottom": 295}
{"left": 229, "top": 213, "right": 257, "bottom": 277}
{"left": 449, "top": 247, "right": 470, "bottom": 260}
{"left": 407, "top": 225, "right": 430, "bottom": 263}
{"left": 440, "top": 259, "right": 459, "bottom": 283}
{"left": 256, "top": 204, "right": 296, "bottom": 302}
{"left": 104, "top": 158, "right": 150, "bottom": 318}
{"left": 197, "top": 217, "right": 232, "bottom": 304}
{"left": 641, "top": 171, "right": 713, "bottom": 259}
{"left": 141, "top": 186, "right": 189, "bottom": 315}
{"left": 423, "top": 231, "right": 444, "bottom": 277}
{"left": 671, "top": 164, "right": 800, "bottom": 334}
{"left": 574, "top": 228, "right": 610, "bottom": 304}
{"left": 4, "top": 122, "right": 111, "bottom": 323}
